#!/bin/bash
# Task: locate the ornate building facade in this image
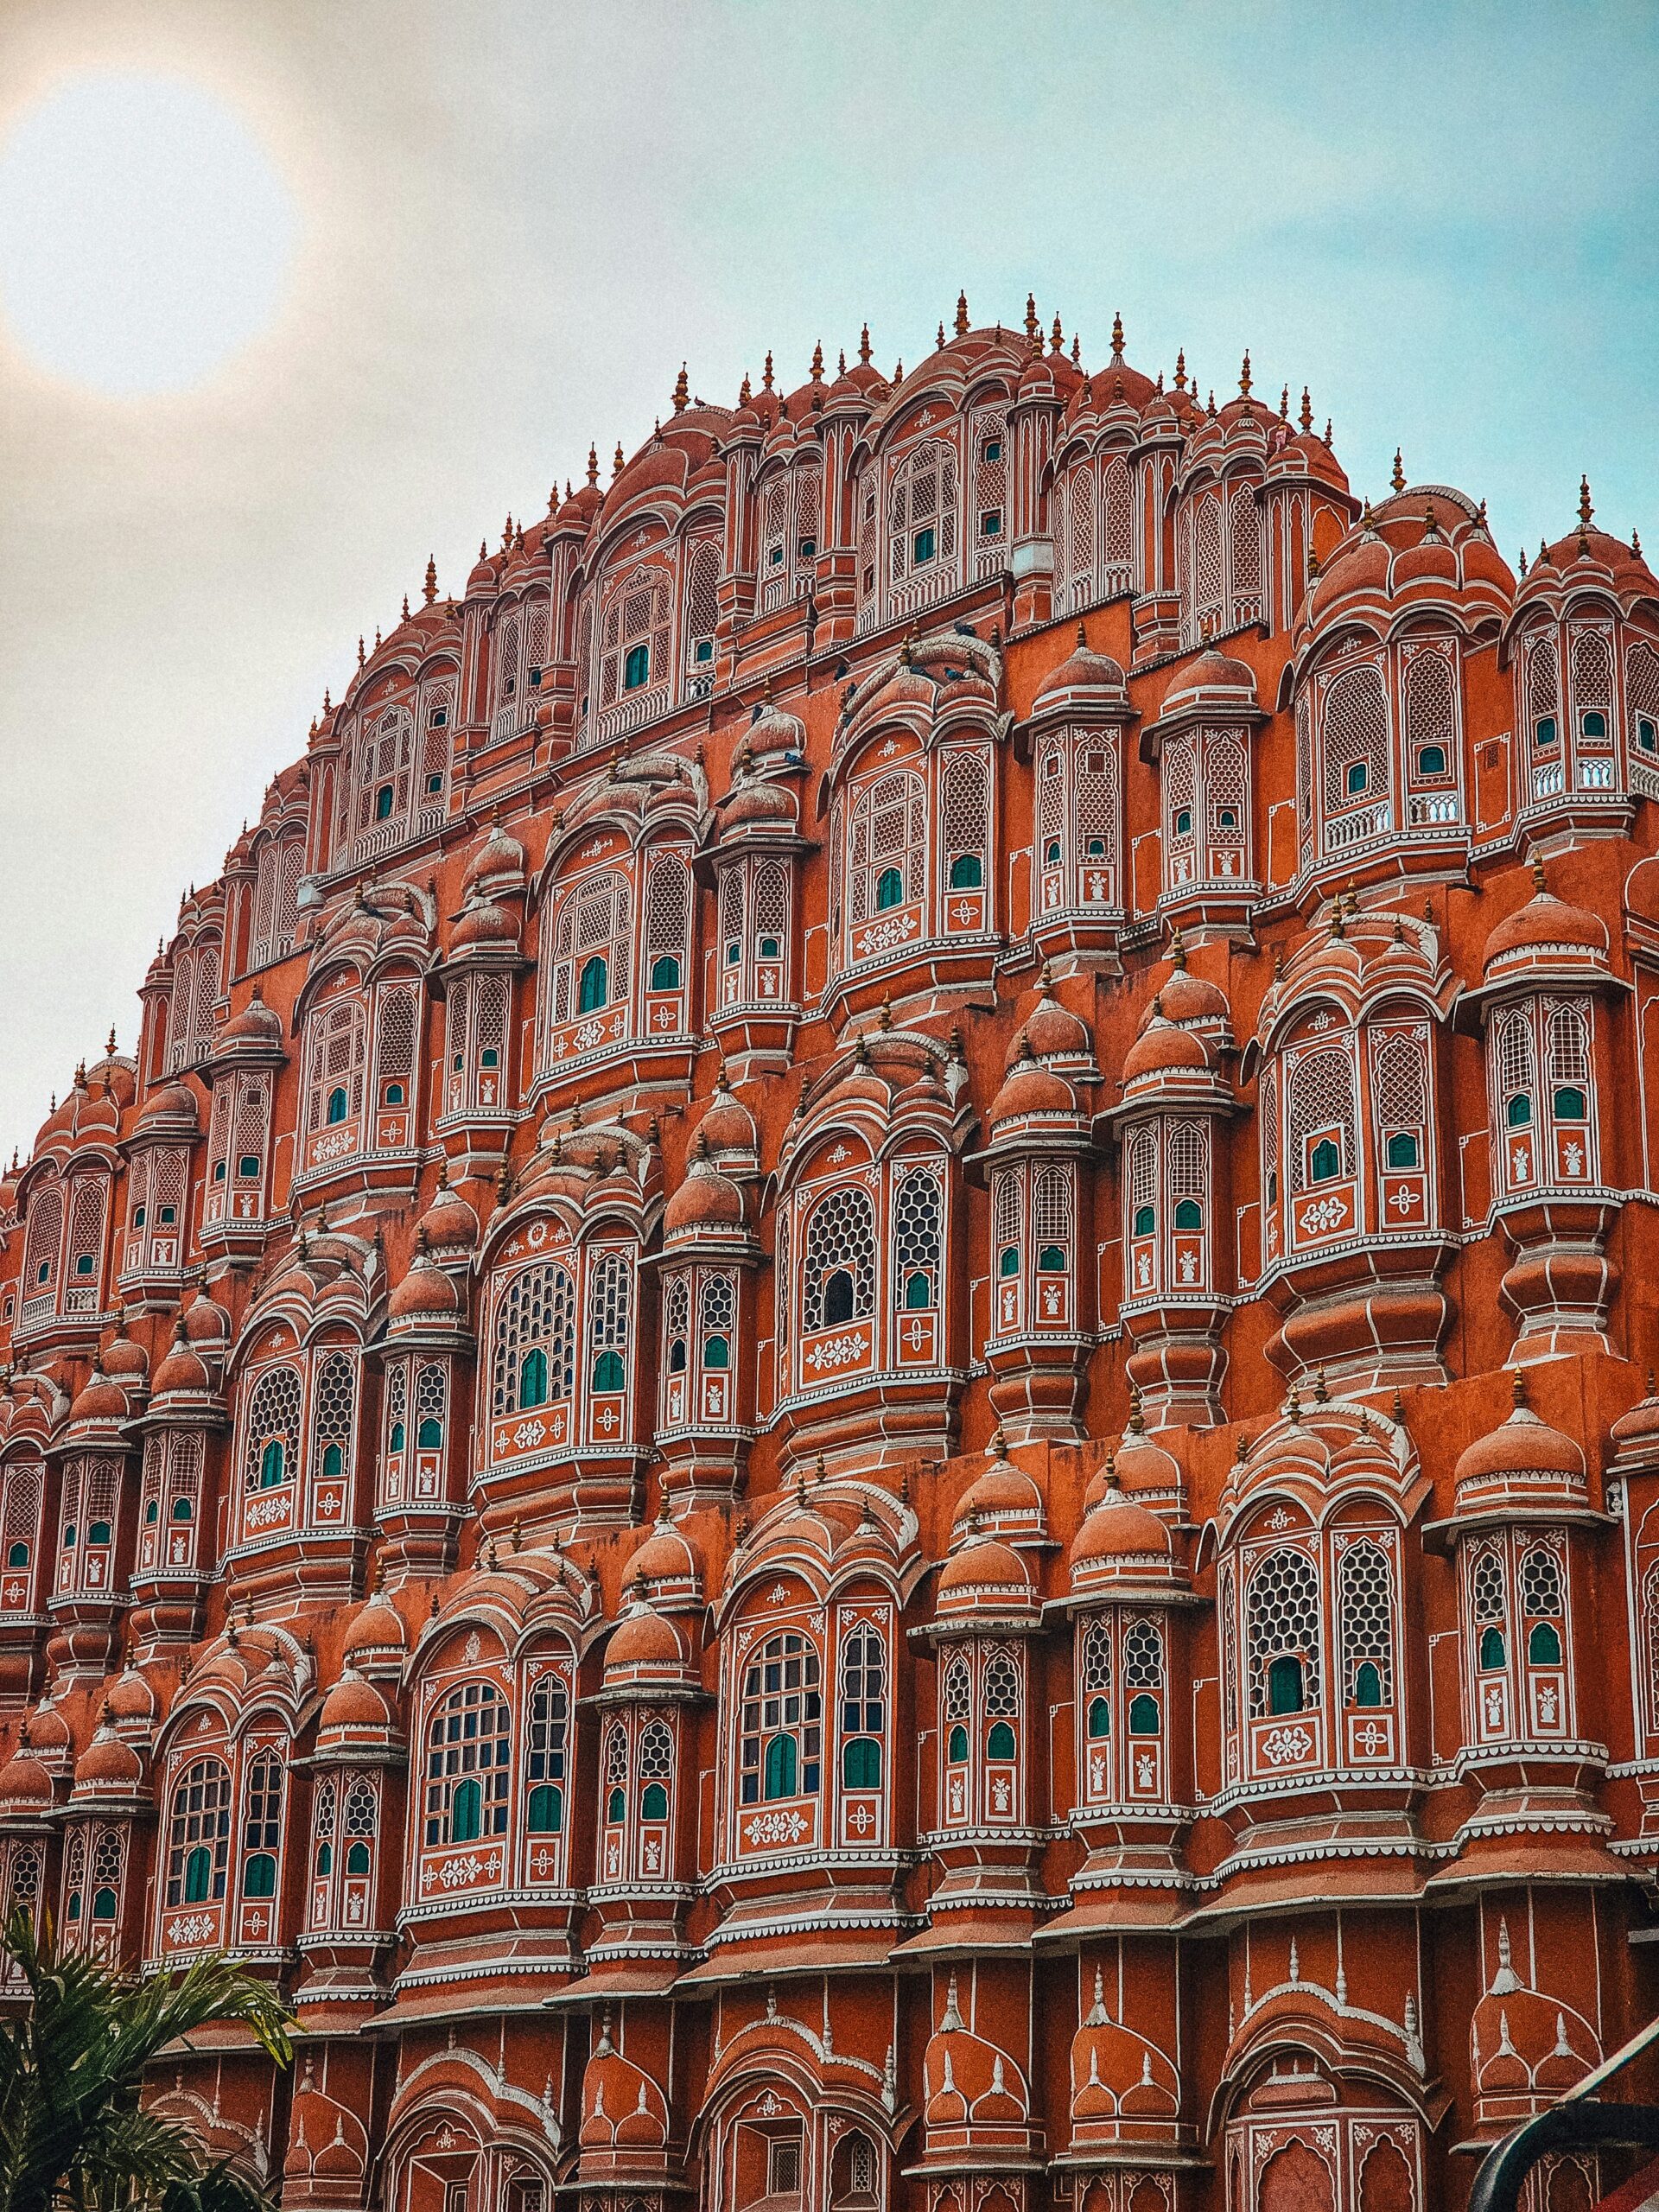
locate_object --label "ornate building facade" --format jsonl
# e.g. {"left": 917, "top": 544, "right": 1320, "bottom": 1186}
{"left": 3, "top": 296, "right": 1659, "bottom": 2211}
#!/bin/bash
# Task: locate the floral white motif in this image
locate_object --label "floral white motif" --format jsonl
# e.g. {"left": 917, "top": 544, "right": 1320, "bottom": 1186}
{"left": 804, "top": 1332, "right": 868, "bottom": 1375}
{"left": 512, "top": 1418, "right": 547, "bottom": 1451}
{"left": 1296, "top": 1192, "right": 1350, "bottom": 1236}
{"left": 1259, "top": 1723, "right": 1315, "bottom": 1767}
{"left": 167, "top": 1913, "right": 216, "bottom": 1946}
{"left": 745, "top": 1808, "right": 809, "bottom": 1847}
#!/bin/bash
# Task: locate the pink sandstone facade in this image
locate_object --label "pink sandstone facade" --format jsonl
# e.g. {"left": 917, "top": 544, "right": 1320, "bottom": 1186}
{"left": 2, "top": 296, "right": 1659, "bottom": 2211}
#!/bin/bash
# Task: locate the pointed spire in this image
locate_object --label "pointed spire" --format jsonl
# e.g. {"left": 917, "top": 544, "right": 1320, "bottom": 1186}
{"left": 423, "top": 555, "right": 438, "bottom": 607}
{"left": 672, "top": 361, "right": 689, "bottom": 412}
{"left": 858, "top": 321, "right": 872, "bottom": 365}
{"left": 955, "top": 289, "right": 969, "bottom": 337}
{"left": 761, "top": 350, "right": 774, "bottom": 390}
{"left": 810, "top": 338, "right": 823, "bottom": 380}
{"left": 1071, "top": 332, "right": 1081, "bottom": 365}
{"left": 401, "top": 594, "right": 410, "bottom": 620}
{"left": 1024, "top": 291, "right": 1039, "bottom": 343}
{"left": 1173, "top": 348, "right": 1186, "bottom": 391}
{"left": 1050, "top": 313, "right": 1064, "bottom": 354}
{"left": 1239, "top": 350, "right": 1252, "bottom": 396}
{"left": 1109, "top": 309, "right": 1125, "bottom": 362}
{"left": 1391, "top": 448, "right": 1406, "bottom": 493}
{"left": 936, "top": 321, "right": 945, "bottom": 351}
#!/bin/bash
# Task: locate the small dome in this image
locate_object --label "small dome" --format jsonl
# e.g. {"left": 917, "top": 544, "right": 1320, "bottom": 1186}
{"left": 664, "top": 1146, "right": 746, "bottom": 1239}
{"left": 450, "top": 899, "right": 517, "bottom": 950}
{"left": 342, "top": 1597, "right": 408, "bottom": 1662}
{"left": 1157, "top": 647, "right": 1259, "bottom": 721}
{"left": 988, "top": 1056, "right": 1077, "bottom": 1126}
{"left": 388, "top": 1246, "right": 463, "bottom": 1323}
{"left": 1032, "top": 627, "right": 1129, "bottom": 714}
{"left": 104, "top": 1669, "right": 156, "bottom": 1726}
{"left": 135, "top": 1082, "right": 199, "bottom": 1135}
{"left": 100, "top": 1330, "right": 149, "bottom": 1382}
{"left": 151, "top": 1320, "right": 211, "bottom": 1400}
{"left": 1454, "top": 1389, "right": 1586, "bottom": 1503}
{"left": 419, "top": 1174, "right": 480, "bottom": 1255}
{"left": 1019, "top": 982, "right": 1092, "bottom": 1064}
{"left": 698, "top": 1076, "right": 759, "bottom": 1159}
{"left": 319, "top": 1669, "right": 393, "bottom": 1737}
{"left": 1070, "top": 1474, "right": 1174, "bottom": 1574}
{"left": 461, "top": 818, "right": 527, "bottom": 900}
{"left": 935, "top": 1535, "right": 1033, "bottom": 1617}
{"left": 73, "top": 1732, "right": 144, "bottom": 1793}
{"left": 1483, "top": 878, "right": 1609, "bottom": 977}
{"left": 68, "top": 1363, "right": 127, "bottom": 1427}
{"left": 628, "top": 1511, "right": 702, "bottom": 1593}
{"left": 183, "top": 1294, "right": 231, "bottom": 1346}
{"left": 605, "top": 1599, "right": 685, "bottom": 1680}
{"left": 0, "top": 1742, "right": 53, "bottom": 1812}
{"left": 213, "top": 987, "right": 284, "bottom": 1053}
{"left": 1122, "top": 1014, "right": 1210, "bottom": 1085}
{"left": 1156, "top": 962, "right": 1231, "bottom": 1029}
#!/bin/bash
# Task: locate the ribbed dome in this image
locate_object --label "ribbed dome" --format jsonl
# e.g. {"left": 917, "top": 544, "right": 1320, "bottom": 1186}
{"left": 988, "top": 1057, "right": 1076, "bottom": 1125}
{"left": 1031, "top": 627, "right": 1128, "bottom": 712}
{"left": 936, "top": 1535, "right": 1033, "bottom": 1616}
{"left": 1484, "top": 882, "right": 1609, "bottom": 976}
{"left": 1070, "top": 1476, "right": 1173, "bottom": 1573}
{"left": 1122, "top": 1014, "right": 1210, "bottom": 1085}
{"left": 664, "top": 1146, "right": 746, "bottom": 1239}
{"left": 319, "top": 1669, "right": 393, "bottom": 1736}
{"left": 605, "top": 1599, "right": 684, "bottom": 1679}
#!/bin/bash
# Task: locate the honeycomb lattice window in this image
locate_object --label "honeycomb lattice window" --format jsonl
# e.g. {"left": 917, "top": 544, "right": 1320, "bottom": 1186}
{"left": 982, "top": 1646, "right": 1021, "bottom": 1717}
{"left": 1124, "top": 1617, "right": 1165, "bottom": 1689}
{"left": 801, "top": 1184, "right": 876, "bottom": 1331}
{"left": 1246, "top": 1546, "right": 1323, "bottom": 1717}
{"left": 1338, "top": 1538, "right": 1395, "bottom": 1702}
{"left": 1520, "top": 1544, "right": 1564, "bottom": 1620}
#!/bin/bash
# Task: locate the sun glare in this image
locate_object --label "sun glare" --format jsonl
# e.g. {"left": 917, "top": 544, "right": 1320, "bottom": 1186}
{"left": 0, "top": 70, "right": 297, "bottom": 397}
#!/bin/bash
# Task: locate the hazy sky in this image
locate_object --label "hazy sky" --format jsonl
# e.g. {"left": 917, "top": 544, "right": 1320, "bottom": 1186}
{"left": 1, "top": 0, "right": 1656, "bottom": 1160}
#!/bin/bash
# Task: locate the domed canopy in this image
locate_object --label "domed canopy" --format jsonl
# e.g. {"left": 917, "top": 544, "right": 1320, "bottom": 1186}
{"left": 1453, "top": 1381, "right": 1587, "bottom": 1516}
{"left": 1483, "top": 869, "right": 1610, "bottom": 984}
{"left": 604, "top": 1596, "right": 687, "bottom": 1685}
{"left": 1030, "top": 626, "right": 1129, "bottom": 720}
{"left": 935, "top": 1535, "right": 1036, "bottom": 1623}
{"left": 663, "top": 1143, "right": 747, "bottom": 1244}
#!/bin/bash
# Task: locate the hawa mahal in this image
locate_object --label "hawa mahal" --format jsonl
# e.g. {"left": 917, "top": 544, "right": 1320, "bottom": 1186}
{"left": 2, "top": 296, "right": 1659, "bottom": 2212}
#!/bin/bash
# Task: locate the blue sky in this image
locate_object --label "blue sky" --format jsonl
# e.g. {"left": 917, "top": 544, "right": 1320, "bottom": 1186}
{"left": 0, "top": 0, "right": 1654, "bottom": 1153}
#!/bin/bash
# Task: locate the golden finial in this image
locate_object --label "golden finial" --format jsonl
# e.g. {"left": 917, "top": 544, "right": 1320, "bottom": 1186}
{"left": 762, "top": 351, "right": 774, "bottom": 390}
{"left": 1579, "top": 474, "right": 1594, "bottom": 531}
{"left": 1076, "top": 621, "right": 1087, "bottom": 648}
{"left": 423, "top": 556, "right": 438, "bottom": 606}
{"left": 1024, "top": 292, "right": 1039, "bottom": 342}
{"left": 1050, "top": 313, "right": 1064, "bottom": 353}
{"left": 858, "top": 322, "right": 872, "bottom": 365}
{"left": 1168, "top": 924, "right": 1186, "bottom": 970}
{"left": 1071, "top": 332, "right": 1081, "bottom": 365}
{"left": 1299, "top": 387, "right": 1313, "bottom": 433}
{"left": 1110, "top": 309, "right": 1125, "bottom": 360}
{"left": 672, "top": 362, "right": 689, "bottom": 413}
{"left": 1530, "top": 849, "right": 1546, "bottom": 893}
{"left": 936, "top": 321, "right": 945, "bottom": 351}
{"left": 955, "top": 290, "right": 969, "bottom": 337}
{"left": 1391, "top": 448, "right": 1406, "bottom": 493}
{"left": 1239, "top": 350, "right": 1252, "bottom": 396}
{"left": 1173, "top": 347, "right": 1186, "bottom": 390}
{"left": 738, "top": 371, "right": 751, "bottom": 405}
{"left": 401, "top": 594, "right": 410, "bottom": 620}
{"left": 357, "top": 635, "right": 365, "bottom": 667}
{"left": 1512, "top": 1367, "right": 1527, "bottom": 1408}
{"left": 810, "top": 339, "right": 823, "bottom": 379}
{"left": 613, "top": 442, "right": 625, "bottom": 478}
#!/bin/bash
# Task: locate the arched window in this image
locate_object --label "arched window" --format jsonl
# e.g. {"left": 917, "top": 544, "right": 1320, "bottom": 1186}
{"left": 1521, "top": 1545, "right": 1567, "bottom": 1668}
{"left": 801, "top": 1184, "right": 876, "bottom": 1332}
{"left": 165, "top": 1757, "right": 232, "bottom": 1907}
{"left": 342, "top": 1777, "right": 376, "bottom": 1878}
{"left": 1080, "top": 1616, "right": 1113, "bottom": 1743}
{"left": 1287, "top": 1044, "right": 1358, "bottom": 1198}
{"left": 597, "top": 564, "right": 671, "bottom": 717}
{"left": 1526, "top": 632, "right": 1560, "bottom": 753}
{"left": 304, "top": 994, "right": 367, "bottom": 1143}
{"left": 587, "top": 1249, "right": 633, "bottom": 1396}
{"left": 940, "top": 749, "right": 990, "bottom": 907}
{"left": 943, "top": 1651, "right": 971, "bottom": 1770}
{"left": 683, "top": 535, "right": 721, "bottom": 678}
{"left": 245, "top": 1365, "right": 302, "bottom": 1502}
{"left": 1403, "top": 645, "right": 1459, "bottom": 789}
{"left": 982, "top": 1644, "right": 1021, "bottom": 1764}
{"left": 1322, "top": 662, "right": 1390, "bottom": 830}
{"left": 839, "top": 1626, "right": 886, "bottom": 1788}
{"left": 241, "top": 1750, "right": 283, "bottom": 1898}
{"left": 1338, "top": 1538, "right": 1395, "bottom": 1709}
{"left": 1246, "top": 1548, "right": 1322, "bottom": 1719}
{"left": 547, "top": 870, "right": 632, "bottom": 1034}
{"left": 1547, "top": 1001, "right": 1592, "bottom": 1131}
{"left": 739, "top": 1630, "right": 821, "bottom": 1805}
{"left": 309, "top": 1350, "right": 356, "bottom": 1502}
{"left": 643, "top": 850, "right": 691, "bottom": 1000}
{"left": 888, "top": 437, "right": 958, "bottom": 585}
{"left": 638, "top": 1717, "right": 674, "bottom": 1823}
{"left": 423, "top": 1681, "right": 511, "bottom": 1847}
{"left": 526, "top": 1673, "right": 569, "bottom": 1835}
{"left": 1123, "top": 1617, "right": 1164, "bottom": 1737}
{"left": 1191, "top": 493, "right": 1224, "bottom": 632}
{"left": 491, "top": 1262, "right": 575, "bottom": 1419}
{"left": 893, "top": 1164, "right": 943, "bottom": 1314}
{"left": 1371, "top": 1027, "right": 1431, "bottom": 1192}
{"left": 1472, "top": 1549, "right": 1508, "bottom": 1669}
{"left": 1497, "top": 1009, "right": 1537, "bottom": 1135}
{"left": 847, "top": 766, "right": 928, "bottom": 943}
{"left": 1228, "top": 480, "right": 1262, "bottom": 616}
